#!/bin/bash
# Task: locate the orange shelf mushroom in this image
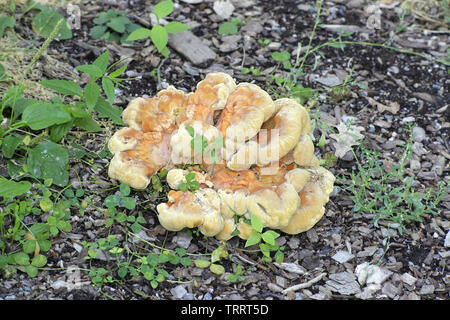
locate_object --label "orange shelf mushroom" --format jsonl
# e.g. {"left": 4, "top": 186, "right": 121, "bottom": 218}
{"left": 108, "top": 72, "right": 335, "bottom": 240}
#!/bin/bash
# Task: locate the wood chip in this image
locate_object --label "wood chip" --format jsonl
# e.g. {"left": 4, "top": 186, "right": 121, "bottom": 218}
{"left": 168, "top": 31, "right": 216, "bottom": 67}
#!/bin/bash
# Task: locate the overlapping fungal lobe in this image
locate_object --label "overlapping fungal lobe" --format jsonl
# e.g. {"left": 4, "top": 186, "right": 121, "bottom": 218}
{"left": 107, "top": 72, "right": 335, "bottom": 240}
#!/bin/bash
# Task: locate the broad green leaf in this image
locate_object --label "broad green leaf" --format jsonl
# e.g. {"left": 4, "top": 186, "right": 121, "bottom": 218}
{"left": 92, "top": 51, "right": 110, "bottom": 73}
{"left": 105, "top": 194, "right": 121, "bottom": 208}
{"left": 218, "top": 22, "right": 238, "bottom": 35}
{"left": 185, "top": 125, "right": 195, "bottom": 137}
{"left": 272, "top": 50, "right": 291, "bottom": 62}
{"left": 106, "top": 16, "right": 130, "bottom": 33}
{"left": 94, "top": 97, "right": 123, "bottom": 125}
{"left": 23, "top": 240, "right": 36, "bottom": 254}
{"left": 164, "top": 21, "right": 188, "bottom": 34}
{"left": 39, "top": 80, "right": 82, "bottom": 96}
{"left": 50, "top": 120, "right": 74, "bottom": 142}
{"left": 27, "top": 140, "right": 69, "bottom": 187}
{"left": 150, "top": 25, "right": 168, "bottom": 54}
{"left": 261, "top": 230, "right": 280, "bottom": 246}
{"left": 209, "top": 263, "right": 225, "bottom": 275}
{"left": 0, "top": 177, "right": 31, "bottom": 199}
{"left": 2, "top": 134, "right": 22, "bottom": 158}
{"left": 31, "top": 10, "right": 72, "bottom": 40}
{"left": 153, "top": 0, "right": 174, "bottom": 20}
{"left": 73, "top": 117, "right": 102, "bottom": 132}
{"left": 89, "top": 25, "right": 108, "bottom": 39}
{"left": 0, "top": 16, "right": 15, "bottom": 37}
{"left": 31, "top": 254, "right": 47, "bottom": 267}
{"left": 120, "top": 183, "right": 130, "bottom": 196}
{"left": 121, "top": 197, "right": 136, "bottom": 210}
{"left": 84, "top": 82, "right": 100, "bottom": 113}
{"left": 22, "top": 102, "right": 72, "bottom": 130}
{"left": 13, "top": 252, "right": 29, "bottom": 266}
{"left": 244, "top": 230, "right": 261, "bottom": 247}
{"left": 194, "top": 259, "right": 210, "bottom": 268}
{"left": 39, "top": 197, "right": 53, "bottom": 212}
{"left": 26, "top": 265, "right": 38, "bottom": 277}
{"left": 126, "top": 27, "right": 152, "bottom": 41}
{"left": 102, "top": 77, "right": 115, "bottom": 104}
{"left": 250, "top": 213, "right": 263, "bottom": 233}
{"left": 75, "top": 64, "right": 103, "bottom": 82}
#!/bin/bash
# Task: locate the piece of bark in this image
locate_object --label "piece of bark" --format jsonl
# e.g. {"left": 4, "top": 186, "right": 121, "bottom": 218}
{"left": 168, "top": 31, "right": 216, "bottom": 67}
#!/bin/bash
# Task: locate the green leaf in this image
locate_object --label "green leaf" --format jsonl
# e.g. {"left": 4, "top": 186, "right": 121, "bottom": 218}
{"left": 39, "top": 197, "right": 53, "bottom": 212}
{"left": 94, "top": 97, "right": 123, "bottom": 125}
{"left": 23, "top": 240, "right": 36, "bottom": 254}
{"left": 126, "top": 27, "right": 152, "bottom": 41}
{"left": 22, "top": 102, "right": 72, "bottom": 130}
{"left": 31, "top": 254, "right": 47, "bottom": 267}
{"left": 92, "top": 51, "right": 110, "bottom": 73}
{"left": 26, "top": 265, "right": 38, "bottom": 277}
{"left": 105, "top": 195, "right": 121, "bottom": 208}
{"left": 164, "top": 21, "right": 188, "bottom": 34}
{"left": 121, "top": 197, "right": 136, "bottom": 210}
{"left": 27, "top": 140, "right": 69, "bottom": 187}
{"left": 102, "top": 77, "right": 115, "bottom": 104}
{"left": 261, "top": 230, "right": 280, "bottom": 246}
{"left": 106, "top": 16, "right": 130, "bottom": 33}
{"left": 194, "top": 259, "right": 211, "bottom": 268}
{"left": 245, "top": 230, "right": 261, "bottom": 247}
{"left": 75, "top": 64, "right": 103, "bottom": 82}
{"left": 209, "top": 263, "right": 225, "bottom": 275}
{"left": 84, "top": 82, "right": 100, "bottom": 113}
{"left": 185, "top": 125, "right": 195, "bottom": 137}
{"left": 2, "top": 134, "right": 22, "bottom": 158}
{"left": 89, "top": 25, "right": 108, "bottom": 39}
{"left": 0, "top": 177, "right": 31, "bottom": 200}
{"left": 50, "top": 120, "right": 74, "bottom": 142}
{"left": 153, "top": 0, "right": 174, "bottom": 20}
{"left": 108, "top": 64, "right": 128, "bottom": 79}
{"left": 250, "top": 213, "right": 263, "bottom": 233}
{"left": 31, "top": 10, "right": 72, "bottom": 40}
{"left": 39, "top": 80, "right": 82, "bottom": 96}
{"left": 0, "top": 16, "right": 15, "bottom": 37}
{"left": 218, "top": 22, "right": 238, "bottom": 35}
{"left": 272, "top": 50, "right": 291, "bottom": 62}
{"left": 13, "top": 252, "right": 29, "bottom": 266}
{"left": 120, "top": 183, "right": 130, "bottom": 196}
{"left": 73, "top": 117, "right": 102, "bottom": 133}
{"left": 150, "top": 25, "right": 168, "bottom": 54}
{"left": 180, "top": 257, "right": 192, "bottom": 266}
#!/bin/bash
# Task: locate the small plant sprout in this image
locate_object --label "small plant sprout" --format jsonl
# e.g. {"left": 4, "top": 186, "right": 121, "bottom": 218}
{"left": 126, "top": 0, "right": 189, "bottom": 57}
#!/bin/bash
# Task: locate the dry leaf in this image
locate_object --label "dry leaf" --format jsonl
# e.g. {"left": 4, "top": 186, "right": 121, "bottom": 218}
{"left": 366, "top": 97, "right": 400, "bottom": 114}
{"left": 329, "top": 122, "right": 365, "bottom": 158}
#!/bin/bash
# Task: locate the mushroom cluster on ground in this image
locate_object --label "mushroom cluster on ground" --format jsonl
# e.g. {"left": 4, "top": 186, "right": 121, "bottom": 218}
{"left": 108, "top": 72, "right": 335, "bottom": 240}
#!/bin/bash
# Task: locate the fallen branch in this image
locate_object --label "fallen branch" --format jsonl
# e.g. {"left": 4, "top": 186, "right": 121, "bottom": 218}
{"left": 282, "top": 272, "right": 327, "bottom": 294}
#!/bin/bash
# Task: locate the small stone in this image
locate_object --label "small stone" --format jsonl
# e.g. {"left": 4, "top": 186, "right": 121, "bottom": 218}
{"left": 213, "top": 0, "right": 235, "bottom": 20}
{"left": 275, "top": 262, "right": 307, "bottom": 275}
{"left": 355, "top": 262, "right": 392, "bottom": 285}
{"left": 401, "top": 116, "right": 415, "bottom": 123}
{"left": 410, "top": 159, "right": 421, "bottom": 171}
{"left": 306, "top": 229, "right": 318, "bottom": 243}
{"left": 412, "top": 126, "right": 426, "bottom": 142}
{"left": 382, "top": 282, "right": 400, "bottom": 298}
{"left": 267, "top": 42, "right": 281, "bottom": 50}
{"left": 268, "top": 283, "right": 283, "bottom": 292}
{"left": 180, "top": 0, "right": 203, "bottom": 3}
{"left": 241, "top": 20, "right": 263, "bottom": 34}
{"left": 332, "top": 250, "right": 355, "bottom": 264}
{"left": 419, "top": 284, "right": 435, "bottom": 295}
{"left": 172, "top": 232, "right": 192, "bottom": 249}
{"left": 203, "top": 292, "right": 213, "bottom": 300}
{"left": 326, "top": 272, "right": 361, "bottom": 295}
{"left": 401, "top": 273, "right": 417, "bottom": 286}
{"left": 275, "top": 276, "right": 288, "bottom": 288}
{"left": 315, "top": 74, "right": 343, "bottom": 87}
{"left": 171, "top": 285, "right": 188, "bottom": 299}
{"left": 445, "top": 231, "right": 450, "bottom": 247}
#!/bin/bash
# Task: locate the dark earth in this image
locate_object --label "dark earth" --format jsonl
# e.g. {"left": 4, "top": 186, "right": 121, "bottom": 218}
{"left": 0, "top": 0, "right": 448, "bottom": 301}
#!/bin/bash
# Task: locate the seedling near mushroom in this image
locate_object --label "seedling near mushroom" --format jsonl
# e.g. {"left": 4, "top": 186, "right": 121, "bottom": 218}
{"left": 107, "top": 72, "right": 336, "bottom": 243}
